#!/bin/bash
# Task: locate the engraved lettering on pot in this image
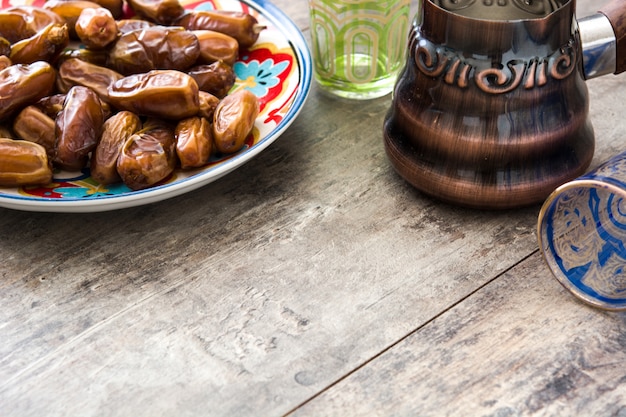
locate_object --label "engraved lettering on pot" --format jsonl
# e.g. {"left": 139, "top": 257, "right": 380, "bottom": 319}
{"left": 549, "top": 40, "right": 577, "bottom": 80}
{"left": 523, "top": 58, "right": 549, "bottom": 89}
{"left": 414, "top": 39, "right": 473, "bottom": 88}
{"left": 414, "top": 39, "right": 449, "bottom": 78}
{"left": 413, "top": 37, "right": 578, "bottom": 93}
{"left": 476, "top": 60, "right": 526, "bottom": 94}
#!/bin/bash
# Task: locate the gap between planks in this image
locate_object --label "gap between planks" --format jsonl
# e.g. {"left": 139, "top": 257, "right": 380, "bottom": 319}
{"left": 281, "top": 249, "right": 540, "bottom": 417}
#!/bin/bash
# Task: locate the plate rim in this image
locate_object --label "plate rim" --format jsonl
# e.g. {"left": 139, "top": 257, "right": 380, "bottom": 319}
{"left": 0, "top": 0, "right": 312, "bottom": 213}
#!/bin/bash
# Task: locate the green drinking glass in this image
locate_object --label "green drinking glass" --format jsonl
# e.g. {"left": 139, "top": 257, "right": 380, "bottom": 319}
{"left": 308, "top": 0, "right": 411, "bottom": 100}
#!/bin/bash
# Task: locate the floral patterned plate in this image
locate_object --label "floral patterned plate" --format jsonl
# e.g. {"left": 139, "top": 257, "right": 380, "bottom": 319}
{"left": 0, "top": 0, "right": 312, "bottom": 212}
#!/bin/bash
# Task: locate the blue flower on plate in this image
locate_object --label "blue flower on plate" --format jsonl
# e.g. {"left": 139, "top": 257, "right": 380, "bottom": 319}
{"left": 234, "top": 59, "right": 289, "bottom": 97}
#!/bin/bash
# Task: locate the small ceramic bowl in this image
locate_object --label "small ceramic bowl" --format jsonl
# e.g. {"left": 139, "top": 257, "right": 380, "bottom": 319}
{"left": 538, "top": 151, "right": 626, "bottom": 311}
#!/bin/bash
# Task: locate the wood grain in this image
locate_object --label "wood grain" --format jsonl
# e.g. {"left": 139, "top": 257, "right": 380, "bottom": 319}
{"left": 288, "top": 253, "right": 626, "bottom": 417}
{"left": 0, "top": 88, "right": 541, "bottom": 416}
{"left": 1, "top": 1, "right": 625, "bottom": 416}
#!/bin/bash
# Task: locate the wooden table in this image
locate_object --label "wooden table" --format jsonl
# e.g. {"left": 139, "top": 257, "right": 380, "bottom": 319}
{"left": 2, "top": 1, "right": 626, "bottom": 416}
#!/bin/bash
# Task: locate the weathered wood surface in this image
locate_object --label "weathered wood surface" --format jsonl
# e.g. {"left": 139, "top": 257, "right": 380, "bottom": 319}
{"left": 1, "top": 1, "right": 625, "bottom": 416}
{"left": 289, "top": 253, "right": 626, "bottom": 417}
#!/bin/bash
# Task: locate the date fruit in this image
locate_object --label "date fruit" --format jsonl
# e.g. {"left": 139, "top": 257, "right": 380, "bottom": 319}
{"left": 88, "top": 0, "right": 124, "bottom": 19}
{"left": 116, "top": 18, "right": 154, "bottom": 34}
{"left": 0, "top": 6, "right": 65, "bottom": 43}
{"left": 126, "top": 0, "right": 185, "bottom": 25}
{"left": 75, "top": 7, "right": 119, "bottom": 49}
{"left": 108, "top": 69, "right": 200, "bottom": 120}
{"left": 117, "top": 119, "right": 177, "bottom": 190}
{"left": 187, "top": 61, "right": 236, "bottom": 98}
{"left": 0, "top": 55, "right": 11, "bottom": 71}
{"left": 54, "top": 86, "right": 105, "bottom": 171}
{"left": 44, "top": 0, "right": 104, "bottom": 39}
{"left": 175, "top": 10, "right": 265, "bottom": 48}
{"left": 197, "top": 91, "right": 220, "bottom": 120}
{"left": 0, "top": 37, "right": 10, "bottom": 58}
{"left": 13, "top": 105, "right": 56, "bottom": 158}
{"left": 10, "top": 23, "right": 69, "bottom": 65}
{"left": 107, "top": 26, "right": 200, "bottom": 74}
{"left": 175, "top": 116, "right": 213, "bottom": 169}
{"left": 58, "top": 58, "right": 123, "bottom": 102}
{"left": 0, "top": 61, "right": 56, "bottom": 121}
{"left": 193, "top": 30, "right": 239, "bottom": 66}
{"left": 35, "top": 93, "right": 67, "bottom": 118}
{"left": 0, "top": 138, "right": 52, "bottom": 187}
{"left": 213, "top": 89, "right": 259, "bottom": 154}
{"left": 91, "top": 110, "right": 141, "bottom": 184}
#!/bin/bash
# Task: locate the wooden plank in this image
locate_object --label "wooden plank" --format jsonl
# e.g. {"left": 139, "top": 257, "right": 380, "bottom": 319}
{"left": 288, "top": 252, "right": 626, "bottom": 417}
{"left": 0, "top": 88, "right": 544, "bottom": 416}
{"left": 1, "top": 1, "right": 625, "bottom": 416}
{"left": 0, "top": 87, "right": 544, "bottom": 416}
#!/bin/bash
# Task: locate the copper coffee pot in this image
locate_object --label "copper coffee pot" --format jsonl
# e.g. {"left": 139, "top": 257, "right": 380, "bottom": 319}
{"left": 384, "top": 0, "right": 626, "bottom": 209}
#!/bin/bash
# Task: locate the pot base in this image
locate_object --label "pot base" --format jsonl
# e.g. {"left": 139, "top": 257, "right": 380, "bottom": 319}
{"left": 383, "top": 122, "right": 594, "bottom": 210}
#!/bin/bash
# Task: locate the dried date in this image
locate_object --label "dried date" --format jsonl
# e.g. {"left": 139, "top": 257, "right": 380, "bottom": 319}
{"left": 57, "top": 58, "right": 123, "bottom": 102}
{"left": 175, "top": 9, "right": 265, "bottom": 48}
{"left": 88, "top": 0, "right": 124, "bottom": 19}
{"left": 0, "top": 6, "right": 65, "bottom": 43}
{"left": 116, "top": 18, "right": 154, "bottom": 34}
{"left": 0, "top": 55, "right": 11, "bottom": 70}
{"left": 107, "top": 69, "right": 200, "bottom": 120}
{"left": 9, "top": 23, "right": 69, "bottom": 65}
{"left": 126, "top": 0, "right": 185, "bottom": 25}
{"left": 75, "top": 7, "right": 119, "bottom": 49}
{"left": 117, "top": 119, "right": 178, "bottom": 190}
{"left": 193, "top": 30, "right": 239, "bottom": 66}
{"left": 91, "top": 110, "right": 142, "bottom": 184}
{"left": 213, "top": 89, "right": 259, "bottom": 154}
{"left": 107, "top": 26, "right": 200, "bottom": 74}
{"left": 0, "top": 37, "right": 10, "bottom": 58}
{"left": 0, "top": 61, "right": 56, "bottom": 122}
{"left": 187, "top": 61, "right": 236, "bottom": 98}
{"left": 44, "top": 0, "right": 104, "bottom": 39}
{"left": 0, "top": 138, "right": 53, "bottom": 187}
{"left": 197, "top": 91, "right": 220, "bottom": 120}
{"left": 175, "top": 116, "right": 213, "bottom": 169}
{"left": 54, "top": 86, "right": 105, "bottom": 171}
{"left": 13, "top": 105, "right": 56, "bottom": 158}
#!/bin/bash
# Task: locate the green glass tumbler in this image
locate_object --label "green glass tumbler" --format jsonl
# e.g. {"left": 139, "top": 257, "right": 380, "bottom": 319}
{"left": 308, "top": 0, "right": 411, "bottom": 100}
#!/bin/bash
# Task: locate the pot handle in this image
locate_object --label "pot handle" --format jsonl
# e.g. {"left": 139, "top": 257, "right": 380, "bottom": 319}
{"left": 599, "top": 0, "right": 626, "bottom": 74}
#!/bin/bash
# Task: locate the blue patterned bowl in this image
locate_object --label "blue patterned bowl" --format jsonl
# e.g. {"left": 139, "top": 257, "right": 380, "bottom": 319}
{"left": 538, "top": 152, "right": 626, "bottom": 311}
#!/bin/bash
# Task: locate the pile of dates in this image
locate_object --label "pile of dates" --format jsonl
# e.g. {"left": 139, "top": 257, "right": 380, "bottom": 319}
{"left": 0, "top": 0, "right": 264, "bottom": 190}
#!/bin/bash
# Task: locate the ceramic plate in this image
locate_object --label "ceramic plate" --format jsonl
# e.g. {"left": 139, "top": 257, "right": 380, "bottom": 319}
{"left": 0, "top": 0, "right": 312, "bottom": 212}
